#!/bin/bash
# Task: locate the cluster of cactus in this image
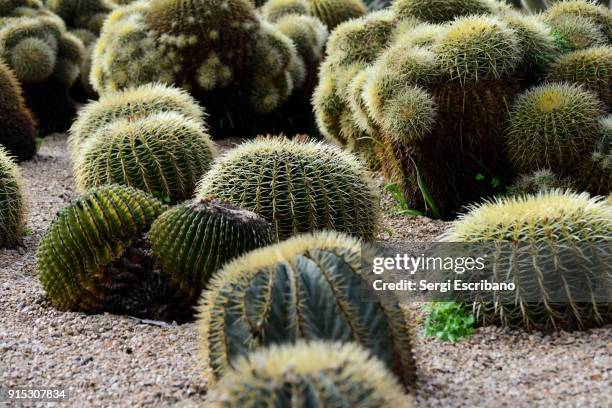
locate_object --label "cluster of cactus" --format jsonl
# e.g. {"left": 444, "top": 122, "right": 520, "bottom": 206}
{"left": 70, "top": 83, "right": 217, "bottom": 202}
{"left": 261, "top": 0, "right": 367, "bottom": 29}
{"left": 206, "top": 341, "right": 414, "bottom": 408}
{"left": 196, "top": 137, "right": 380, "bottom": 241}
{"left": 0, "top": 1, "right": 85, "bottom": 133}
{"left": 314, "top": 0, "right": 611, "bottom": 217}
{"left": 37, "top": 184, "right": 274, "bottom": 321}
{"left": 90, "top": 0, "right": 329, "bottom": 136}
{"left": 198, "top": 231, "right": 416, "bottom": 386}
{"left": 0, "top": 60, "right": 37, "bottom": 161}
{"left": 443, "top": 190, "right": 612, "bottom": 331}
{"left": 0, "top": 147, "right": 25, "bottom": 248}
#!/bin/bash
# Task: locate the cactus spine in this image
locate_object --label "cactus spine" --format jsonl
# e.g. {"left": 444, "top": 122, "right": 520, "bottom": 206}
{"left": 0, "top": 147, "right": 25, "bottom": 248}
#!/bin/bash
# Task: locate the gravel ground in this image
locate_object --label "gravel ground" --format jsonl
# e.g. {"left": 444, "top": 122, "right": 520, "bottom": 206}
{"left": 0, "top": 135, "right": 610, "bottom": 407}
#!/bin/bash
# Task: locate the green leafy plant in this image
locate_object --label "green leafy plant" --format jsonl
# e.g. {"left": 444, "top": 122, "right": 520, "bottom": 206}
{"left": 384, "top": 158, "right": 440, "bottom": 219}
{"left": 422, "top": 302, "right": 475, "bottom": 342}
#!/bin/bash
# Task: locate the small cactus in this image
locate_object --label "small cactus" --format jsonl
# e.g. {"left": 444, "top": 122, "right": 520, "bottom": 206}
{"left": 0, "top": 60, "right": 36, "bottom": 161}
{"left": 546, "top": 15, "right": 607, "bottom": 53}
{"left": 261, "top": 0, "right": 310, "bottom": 22}
{"left": 68, "top": 83, "right": 206, "bottom": 157}
{"left": 546, "top": 46, "right": 612, "bottom": 106}
{"left": 0, "top": 147, "right": 25, "bottom": 248}
{"left": 310, "top": 0, "right": 368, "bottom": 30}
{"left": 198, "top": 231, "right": 416, "bottom": 385}
{"left": 506, "top": 83, "right": 604, "bottom": 174}
{"left": 74, "top": 111, "right": 216, "bottom": 202}
{"left": 206, "top": 341, "right": 414, "bottom": 407}
{"left": 442, "top": 190, "right": 612, "bottom": 331}
{"left": 148, "top": 197, "right": 274, "bottom": 306}
{"left": 46, "top": 0, "right": 116, "bottom": 34}
{"left": 507, "top": 169, "right": 575, "bottom": 196}
{"left": 196, "top": 137, "right": 379, "bottom": 241}
{"left": 578, "top": 115, "right": 611, "bottom": 196}
{"left": 542, "top": 0, "right": 612, "bottom": 43}
{"left": 392, "top": 0, "right": 495, "bottom": 24}
{"left": 36, "top": 184, "right": 194, "bottom": 320}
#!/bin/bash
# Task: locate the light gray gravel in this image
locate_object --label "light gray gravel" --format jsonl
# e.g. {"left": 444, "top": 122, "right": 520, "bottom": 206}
{"left": 0, "top": 135, "right": 610, "bottom": 407}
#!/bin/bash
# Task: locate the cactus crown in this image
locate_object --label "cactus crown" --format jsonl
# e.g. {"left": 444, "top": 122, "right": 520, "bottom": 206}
{"left": 207, "top": 341, "right": 413, "bottom": 408}
{"left": 0, "top": 146, "right": 25, "bottom": 248}
{"left": 543, "top": 0, "right": 612, "bottom": 42}
{"left": 196, "top": 137, "right": 379, "bottom": 241}
{"left": 74, "top": 111, "right": 216, "bottom": 202}
{"left": 69, "top": 83, "right": 206, "bottom": 155}
{"left": 198, "top": 231, "right": 416, "bottom": 385}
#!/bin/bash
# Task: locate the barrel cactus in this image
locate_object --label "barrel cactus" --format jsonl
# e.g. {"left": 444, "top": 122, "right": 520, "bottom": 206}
{"left": 74, "top": 111, "right": 216, "bottom": 202}
{"left": 68, "top": 83, "right": 206, "bottom": 157}
{"left": 392, "top": 0, "right": 497, "bottom": 24}
{"left": 506, "top": 83, "right": 604, "bottom": 174}
{"left": 36, "top": 185, "right": 202, "bottom": 320}
{"left": 578, "top": 115, "right": 611, "bottom": 196}
{"left": 0, "top": 60, "right": 36, "bottom": 161}
{"left": 46, "top": 0, "right": 116, "bottom": 33}
{"left": 507, "top": 169, "right": 574, "bottom": 196}
{"left": 198, "top": 231, "right": 416, "bottom": 385}
{"left": 542, "top": 0, "right": 612, "bottom": 43}
{"left": 442, "top": 190, "right": 612, "bottom": 331}
{"left": 148, "top": 197, "right": 274, "bottom": 306}
{"left": 0, "top": 10, "right": 84, "bottom": 133}
{"left": 546, "top": 15, "right": 607, "bottom": 53}
{"left": 196, "top": 138, "right": 379, "bottom": 241}
{"left": 261, "top": 0, "right": 366, "bottom": 29}
{"left": 0, "top": 147, "right": 25, "bottom": 248}
{"left": 91, "top": 0, "right": 312, "bottom": 136}
{"left": 207, "top": 341, "right": 414, "bottom": 407}
{"left": 547, "top": 46, "right": 612, "bottom": 106}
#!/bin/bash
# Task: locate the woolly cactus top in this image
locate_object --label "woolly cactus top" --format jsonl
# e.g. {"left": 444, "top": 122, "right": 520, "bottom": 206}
{"left": 207, "top": 341, "right": 413, "bottom": 408}
{"left": 443, "top": 190, "right": 612, "bottom": 242}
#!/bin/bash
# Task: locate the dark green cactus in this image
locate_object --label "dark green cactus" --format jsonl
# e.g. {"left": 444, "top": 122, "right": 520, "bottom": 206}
{"left": 507, "top": 169, "right": 575, "bottom": 196}
{"left": 443, "top": 190, "right": 612, "bottom": 331}
{"left": 148, "top": 197, "right": 274, "bottom": 306}
{"left": 196, "top": 138, "right": 379, "bottom": 241}
{"left": 547, "top": 46, "right": 612, "bottom": 106}
{"left": 206, "top": 341, "right": 414, "bottom": 407}
{"left": 506, "top": 83, "right": 604, "bottom": 174}
{"left": 0, "top": 60, "right": 36, "bottom": 161}
{"left": 36, "top": 185, "right": 191, "bottom": 319}
{"left": 46, "top": 0, "right": 116, "bottom": 34}
{"left": 198, "top": 231, "right": 416, "bottom": 386}
{"left": 392, "top": 0, "right": 495, "bottom": 24}
{"left": 74, "top": 111, "right": 216, "bottom": 202}
{"left": 310, "top": 0, "right": 368, "bottom": 30}
{"left": 578, "top": 115, "right": 611, "bottom": 196}
{"left": 0, "top": 146, "right": 25, "bottom": 248}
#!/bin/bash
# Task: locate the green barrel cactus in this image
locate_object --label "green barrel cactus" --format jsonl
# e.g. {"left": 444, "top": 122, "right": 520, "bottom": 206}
{"left": 207, "top": 341, "right": 414, "bottom": 407}
{"left": 392, "top": 0, "right": 496, "bottom": 24}
{"left": 0, "top": 60, "right": 36, "bottom": 161}
{"left": 261, "top": 0, "right": 310, "bottom": 22}
{"left": 546, "top": 15, "right": 607, "bottom": 53}
{"left": 507, "top": 169, "right": 574, "bottom": 196}
{"left": 74, "top": 111, "right": 216, "bottom": 203}
{"left": 507, "top": 83, "right": 604, "bottom": 175}
{"left": 196, "top": 138, "right": 379, "bottom": 241}
{"left": 442, "top": 190, "right": 612, "bottom": 331}
{"left": 578, "top": 115, "right": 611, "bottom": 196}
{"left": 0, "top": 147, "right": 25, "bottom": 248}
{"left": 36, "top": 185, "right": 193, "bottom": 319}
{"left": 310, "top": 0, "right": 367, "bottom": 30}
{"left": 91, "top": 0, "right": 310, "bottom": 137}
{"left": 198, "top": 231, "right": 416, "bottom": 385}
{"left": 542, "top": 0, "right": 612, "bottom": 43}
{"left": 68, "top": 83, "right": 206, "bottom": 157}
{"left": 46, "top": 0, "right": 116, "bottom": 34}
{"left": 148, "top": 197, "right": 274, "bottom": 305}
{"left": 547, "top": 46, "right": 612, "bottom": 106}
{"left": 0, "top": 10, "right": 85, "bottom": 133}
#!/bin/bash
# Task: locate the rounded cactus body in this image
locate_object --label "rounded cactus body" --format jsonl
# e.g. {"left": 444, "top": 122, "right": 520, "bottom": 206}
{"left": 546, "top": 15, "right": 607, "bottom": 54}
{"left": 0, "top": 60, "right": 36, "bottom": 161}
{"left": 198, "top": 231, "right": 416, "bottom": 385}
{"left": 578, "top": 115, "right": 611, "bottom": 196}
{"left": 46, "top": 0, "right": 116, "bottom": 34}
{"left": 507, "top": 169, "right": 575, "bottom": 196}
{"left": 443, "top": 190, "right": 612, "bottom": 331}
{"left": 68, "top": 83, "right": 206, "bottom": 156}
{"left": 10, "top": 37, "right": 57, "bottom": 82}
{"left": 261, "top": 0, "right": 310, "bottom": 22}
{"left": 74, "top": 111, "right": 216, "bottom": 202}
{"left": 507, "top": 83, "right": 604, "bottom": 174}
{"left": 542, "top": 0, "right": 612, "bottom": 43}
{"left": 148, "top": 198, "right": 274, "bottom": 305}
{"left": 392, "top": 0, "right": 494, "bottom": 24}
{"left": 547, "top": 46, "right": 612, "bottom": 106}
{"left": 0, "top": 147, "right": 25, "bottom": 248}
{"left": 310, "top": 0, "right": 367, "bottom": 30}
{"left": 37, "top": 185, "right": 174, "bottom": 316}
{"left": 196, "top": 138, "right": 379, "bottom": 241}
{"left": 207, "top": 341, "right": 414, "bottom": 407}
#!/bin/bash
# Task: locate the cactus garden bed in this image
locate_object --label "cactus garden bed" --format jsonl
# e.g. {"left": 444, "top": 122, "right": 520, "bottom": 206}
{"left": 0, "top": 135, "right": 609, "bottom": 407}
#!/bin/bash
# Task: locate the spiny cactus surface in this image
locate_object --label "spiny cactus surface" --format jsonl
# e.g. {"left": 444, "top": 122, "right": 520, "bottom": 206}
{"left": 0, "top": 147, "right": 25, "bottom": 248}
{"left": 207, "top": 341, "right": 414, "bottom": 407}
{"left": 148, "top": 197, "right": 274, "bottom": 305}
{"left": 198, "top": 231, "right": 416, "bottom": 385}
{"left": 74, "top": 111, "right": 216, "bottom": 202}
{"left": 196, "top": 138, "right": 379, "bottom": 241}
{"left": 443, "top": 190, "right": 612, "bottom": 331}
